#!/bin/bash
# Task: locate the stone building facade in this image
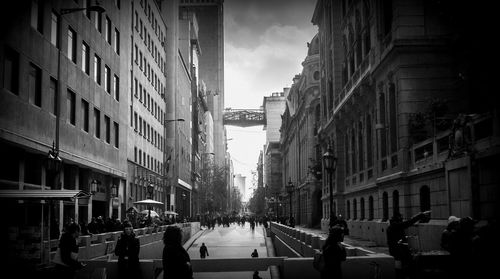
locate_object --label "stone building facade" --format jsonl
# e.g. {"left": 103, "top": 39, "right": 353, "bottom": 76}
{"left": 280, "top": 35, "right": 322, "bottom": 227}
{"left": 312, "top": 0, "right": 499, "bottom": 250}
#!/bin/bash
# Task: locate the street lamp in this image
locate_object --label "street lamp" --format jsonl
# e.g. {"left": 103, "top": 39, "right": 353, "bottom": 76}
{"left": 90, "top": 179, "right": 99, "bottom": 195}
{"left": 147, "top": 183, "right": 154, "bottom": 225}
{"left": 322, "top": 144, "right": 337, "bottom": 228}
{"left": 285, "top": 178, "right": 295, "bottom": 227}
{"left": 181, "top": 192, "right": 187, "bottom": 221}
{"left": 111, "top": 184, "right": 118, "bottom": 198}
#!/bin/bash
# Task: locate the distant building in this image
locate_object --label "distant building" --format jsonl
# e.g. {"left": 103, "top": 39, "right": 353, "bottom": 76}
{"left": 262, "top": 91, "right": 287, "bottom": 199}
{"left": 234, "top": 173, "right": 246, "bottom": 201}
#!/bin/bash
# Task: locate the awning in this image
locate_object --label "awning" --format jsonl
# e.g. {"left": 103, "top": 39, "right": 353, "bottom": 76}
{"left": 0, "top": 189, "right": 91, "bottom": 201}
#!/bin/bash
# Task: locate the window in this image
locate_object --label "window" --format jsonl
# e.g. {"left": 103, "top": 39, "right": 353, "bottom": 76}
{"left": 388, "top": 83, "right": 398, "bottom": 153}
{"left": 49, "top": 77, "right": 57, "bottom": 115}
{"left": 51, "top": 11, "right": 59, "bottom": 47}
{"left": 115, "top": 0, "right": 120, "bottom": 9}
{"left": 113, "top": 75, "right": 119, "bottom": 101}
{"left": 82, "top": 99, "right": 89, "bottom": 132}
{"left": 360, "top": 198, "right": 365, "bottom": 220}
{"left": 114, "top": 123, "right": 119, "bottom": 147}
{"left": 140, "top": 20, "right": 143, "bottom": 38}
{"left": 95, "top": 12, "right": 102, "bottom": 33}
{"left": 31, "top": 0, "right": 43, "bottom": 33}
{"left": 139, "top": 51, "right": 143, "bottom": 69}
{"left": 3, "top": 47, "right": 19, "bottom": 94}
{"left": 67, "top": 89, "right": 76, "bottom": 125}
{"left": 348, "top": 198, "right": 357, "bottom": 220}
{"left": 420, "top": 186, "right": 431, "bottom": 212}
{"left": 67, "top": 27, "right": 77, "bottom": 63}
{"left": 367, "top": 114, "right": 373, "bottom": 167}
{"left": 379, "top": 92, "right": 387, "bottom": 157}
{"left": 134, "top": 112, "right": 138, "bottom": 131}
{"left": 105, "top": 17, "right": 111, "bottom": 44}
{"left": 382, "top": 0, "right": 393, "bottom": 36}
{"left": 94, "top": 108, "right": 100, "bottom": 138}
{"left": 134, "top": 147, "right": 137, "bottom": 162}
{"left": 105, "top": 115, "right": 110, "bottom": 143}
{"left": 368, "top": 196, "right": 374, "bottom": 220}
{"left": 382, "top": 192, "right": 389, "bottom": 221}
{"left": 104, "top": 65, "right": 110, "bottom": 93}
{"left": 139, "top": 116, "right": 142, "bottom": 134}
{"left": 135, "top": 11, "right": 139, "bottom": 30}
{"left": 114, "top": 28, "right": 120, "bottom": 54}
{"left": 82, "top": 42, "right": 90, "bottom": 74}
{"left": 28, "top": 63, "right": 41, "bottom": 107}
{"left": 83, "top": 0, "right": 91, "bottom": 19}
{"left": 135, "top": 44, "right": 138, "bottom": 63}
{"left": 358, "top": 121, "right": 364, "bottom": 171}
{"left": 139, "top": 149, "right": 142, "bottom": 164}
{"left": 94, "top": 55, "right": 101, "bottom": 85}
{"left": 346, "top": 200, "right": 351, "bottom": 220}
{"left": 392, "top": 190, "right": 399, "bottom": 217}
{"left": 134, "top": 78, "right": 138, "bottom": 97}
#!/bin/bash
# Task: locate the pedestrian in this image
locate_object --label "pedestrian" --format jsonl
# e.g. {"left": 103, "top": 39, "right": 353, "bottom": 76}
{"left": 114, "top": 221, "right": 140, "bottom": 279}
{"left": 162, "top": 226, "right": 193, "bottom": 279}
{"left": 53, "top": 223, "right": 86, "bottom": 279}
{"left": 251, "top": 249, "right": 259, "bottom": 258}
{"left": 320, "top": 225, "right": 346, "bottom": 279}
{"left": 386, "top": 211, "right": 430, "bottom": 279}
{"left": 199, "top": 242, "right": 209, "bottom": 259}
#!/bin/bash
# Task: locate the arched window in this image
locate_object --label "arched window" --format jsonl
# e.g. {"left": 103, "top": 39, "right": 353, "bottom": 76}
{"left": 358, "top": 121, "right": 364, "bottom": 171}
{"left": 379, "top": 92, "right": 387, "bottom": 157}
{"left": 392, "top": 190, "right": 399, "bottom": 217}
{"left": 360, "top": 197, "right": 365, "bottom": 220}
{"left": 353, "top": 199, "right": 358, "bottom": 220}
{"left": 368, "top": 196, "right": 374, "bottom": 220}
{"left": 382, "top": 191, "right": 389, "bottom": 221}
{"left": 420, "top": 185, "right": 431, "bottom": 211}
{"left": 366, "top": 114, "right": 373, "bottom": 167}
{"left": 347, "top": 200, "right": 351, "bottom": 220}
{"left": 351, "top": 128, "right": 357, "bottom": 174}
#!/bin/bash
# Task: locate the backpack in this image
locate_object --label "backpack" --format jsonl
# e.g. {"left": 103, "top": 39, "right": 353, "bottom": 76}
{"left": 313, "top": 250, "right": 326, "bottom": 272}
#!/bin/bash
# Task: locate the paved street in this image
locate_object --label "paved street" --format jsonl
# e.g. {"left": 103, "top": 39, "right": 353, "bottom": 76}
{"left": 187, "top": 224, "right": 271, "bottom": 279}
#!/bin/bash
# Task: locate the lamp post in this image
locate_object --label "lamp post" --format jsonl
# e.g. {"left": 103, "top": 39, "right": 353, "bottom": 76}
{"left": 285, "top": 178, "right": 295, "bottom": 227}
{"left": 322, "top": 144, "right": 337, "bottom": 228}
{"left": 147, "top": 183, "right": 154, "bottom": 225}
{"left": 181, "top": 192, "right": 187, "bottom": 221}
{"left": 163, "top": 118, "right": 185, "bottom": 220}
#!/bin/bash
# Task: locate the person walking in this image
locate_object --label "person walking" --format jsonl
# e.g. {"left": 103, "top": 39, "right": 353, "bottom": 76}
{"left": 114, "top": 222, "right": 140, "bottom": 279}
{"left": 251, "top": 249, "right": 259, "bottom": 258}
{"left": 53, "top": 223, "right": 85, "bottom": 279}
{"left": 162, "top": 226, "right": 193, "bottom": 279}
{"left": 199, "top": 243, "right": 209, "bottom": 259}
{"left": 320, "top": 225, "right": 346, "bottom": 279}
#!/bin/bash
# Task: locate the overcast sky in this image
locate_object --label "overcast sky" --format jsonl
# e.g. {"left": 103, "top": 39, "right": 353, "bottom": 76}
{"left": 224, "top": 0, "right": 317, "bottom": 201}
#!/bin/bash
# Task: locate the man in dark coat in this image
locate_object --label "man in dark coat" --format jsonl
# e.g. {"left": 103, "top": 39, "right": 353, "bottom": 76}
{"left": 163, "top": 226, "right": 193, "bottom": 279}
{"left": 199, "top": 243, "right": 209, "bottom": 259}
{"left": 115, "top": 222, "right": 140, "bottom": 279}
{"left": 386, "top": 211, "right": 430, "bottom": 279}
{"left": 320, "top": 225, "right": 346, "bottom": 279}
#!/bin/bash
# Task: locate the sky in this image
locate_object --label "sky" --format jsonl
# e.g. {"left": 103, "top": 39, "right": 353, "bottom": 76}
{"left": 224, "top": 0, "right": 317, "bottom": 201}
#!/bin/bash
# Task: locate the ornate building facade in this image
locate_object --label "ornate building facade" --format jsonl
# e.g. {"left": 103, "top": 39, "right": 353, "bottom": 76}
{"left": 280, "top": 35, "right": 322, "bottom": 227}
{"left": 313, "top": 0, "right": 499, "bottom": 250}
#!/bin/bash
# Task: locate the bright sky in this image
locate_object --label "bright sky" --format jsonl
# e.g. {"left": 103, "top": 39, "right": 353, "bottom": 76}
{"left": 224, "top": 0, "right": 317, "bottom": 201}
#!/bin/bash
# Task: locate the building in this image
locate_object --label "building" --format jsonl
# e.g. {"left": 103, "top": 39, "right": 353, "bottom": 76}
{"left": 179, "top": 0, "right": 225, "bottom": 168}
{"left": 234, "top": 173, "right": 246, "bottom": 201}
{"left": 128, "top": 0, "right": 169, "bottom": 219}
{"left": 0, "top": 0, "right": 129, "bottom": 234}
{"left": 312, "top": 0, "right": 499, "bottom": 250}
{"left": 280, "top": 34, "right": 322, "bottom": 227}
{"left": 262, "top": 91, "right": 287, "bottom": 200}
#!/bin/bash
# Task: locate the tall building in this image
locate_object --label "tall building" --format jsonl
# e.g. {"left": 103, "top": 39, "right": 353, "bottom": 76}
{"left": 262, "top": 91, "right": 287, "bottom": 198}
{"left": 0, "top": 0, "right": 129, "bottom": 231}
{"left": 128, "top": 0, "right": 169, "bottom": 219}
{"left": 280, "top": 34, "right": 321, "bottom": 227}
{"left": 179, "top": 0, "right": 224, "bottom": 168}
{"left": 234, "top": 173, "right": 246, "bottom": 202}
{"left": 312, "top": 0, "right": 499, "bottom": 250}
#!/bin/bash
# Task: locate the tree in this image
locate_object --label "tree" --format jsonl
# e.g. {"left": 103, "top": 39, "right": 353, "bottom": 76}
{"left": 199, "top": 162, "right": 229, "bottom": 215}
{"left": 248, "top": 184, "right": 266, "bottom": 216}
{"left": 230, "top": 186, "right": 243, "bottom": 214}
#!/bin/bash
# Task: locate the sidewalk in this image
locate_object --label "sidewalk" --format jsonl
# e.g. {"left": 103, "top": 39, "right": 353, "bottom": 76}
{"left": 294, "top": 225, "right": 390, "bottom": 255}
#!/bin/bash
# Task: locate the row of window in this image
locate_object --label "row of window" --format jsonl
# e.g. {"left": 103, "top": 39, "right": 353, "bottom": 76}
{"left": 134, "top": 10, "right": 166, "bottom": 77}
{"left": 140, "top": 0, "right": 166, "bottom": 47}
{"left": 2, "top": 47, "right": 120, "bottom": 148}
{"left": 134, "top": 43, "right": 166, "bottom": 98}
{"left": 132, "top": 109, "right": 164, "bottom": 152}
{"left": 342, "top": 186, "right": 431, "bottom": 221}
{"left": 134, "top": 146, "right": 163, "bottom": 174}
{"left": 344, "top": 113, "right": 374, "bottom": 180}
{"left": 131, "top": 182, "right": 165, "bottom": 204}
{"left": 133, "top": 78, "right": 165, "bottom": 125}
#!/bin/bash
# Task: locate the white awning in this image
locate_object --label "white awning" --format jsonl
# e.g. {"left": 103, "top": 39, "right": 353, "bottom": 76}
{"left": 0, "top": 189, "right": 91, "bottom": 201}
{"left": 177, "top": 178, "right": 192, "bottom": 190}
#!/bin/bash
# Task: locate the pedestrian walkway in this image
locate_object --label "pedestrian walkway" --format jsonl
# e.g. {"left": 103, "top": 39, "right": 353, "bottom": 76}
{"left": 187, "top": 224, "right": 271, "bottom": 279}
{"left": 294, "top": 225, "right": 390, "bottom": 255}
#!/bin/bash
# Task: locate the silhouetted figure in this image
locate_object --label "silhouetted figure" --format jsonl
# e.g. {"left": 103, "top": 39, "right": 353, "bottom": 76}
{"left": 253, "top": 271, "right": 263, "bottom": 279}
{"left": 320, "top": 225, "right": 346, "bottom": 279}
{"left": 54, "top": 223, "right": 85, "bottom": 279}
{"left": 163, "top": 226, "right": 193, "bottom": 279}
{"left": 199, "top": 243, "right": 209, "bottom": 259}
{"left": 251, "top": 249, "right": 259, "bottom": 258}
{"left": 115, "top": 222, "right": 140, "bottom": 279}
